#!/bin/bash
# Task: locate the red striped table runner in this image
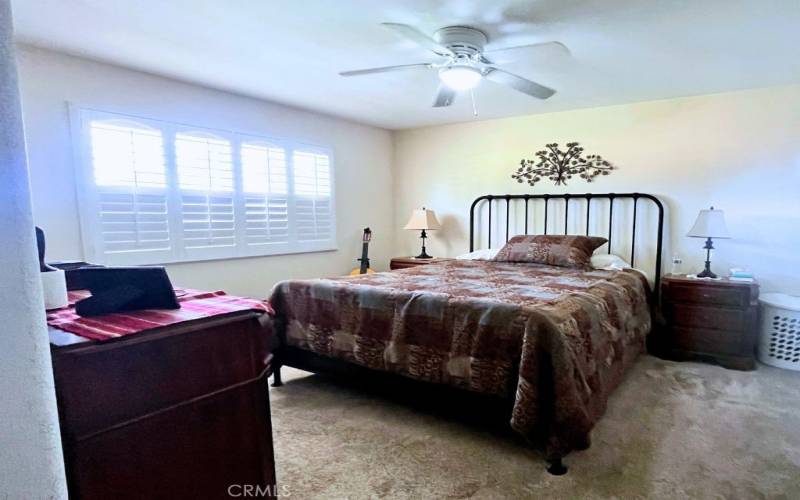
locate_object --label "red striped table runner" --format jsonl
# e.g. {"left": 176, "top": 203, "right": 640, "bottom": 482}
{"left": 47, "top": 289, "right": 273, "bottom": 341}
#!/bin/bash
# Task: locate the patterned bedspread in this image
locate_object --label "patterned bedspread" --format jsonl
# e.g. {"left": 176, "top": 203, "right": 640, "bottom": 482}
{"left": 270, "top": 260, "right": 651, "bottom": 457}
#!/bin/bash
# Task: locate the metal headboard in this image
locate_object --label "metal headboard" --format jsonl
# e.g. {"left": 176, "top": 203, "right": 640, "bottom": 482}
{"left": 469, "top": 192, "right": 665, "bottom": 295}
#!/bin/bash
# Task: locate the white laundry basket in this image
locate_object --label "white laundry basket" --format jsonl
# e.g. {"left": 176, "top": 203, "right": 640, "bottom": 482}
{"left": 758, "top": 293, "right": 800, "bottom": 370}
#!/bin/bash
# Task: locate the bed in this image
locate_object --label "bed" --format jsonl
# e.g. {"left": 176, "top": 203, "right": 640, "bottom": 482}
{"left": 269, "top": 192, "right": 665, "bottom": 474}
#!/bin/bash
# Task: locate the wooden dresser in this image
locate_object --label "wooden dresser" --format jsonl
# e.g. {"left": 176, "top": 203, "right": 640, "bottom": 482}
{"left": 50, "top": 311, "right": 278, "bottom": 499}
{"left": 390, "top": 256, "right": 454, "bottom": 270}
{"left": 660, "top": 274, "right": 759, "bottom": 370}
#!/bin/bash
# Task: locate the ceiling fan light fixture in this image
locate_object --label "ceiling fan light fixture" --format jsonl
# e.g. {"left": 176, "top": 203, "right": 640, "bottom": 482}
{"left": 339, "top": 23, "right": 563, "bottom": 107}
{"left": 438, "top": 65, "right": 482, "bottom": 91}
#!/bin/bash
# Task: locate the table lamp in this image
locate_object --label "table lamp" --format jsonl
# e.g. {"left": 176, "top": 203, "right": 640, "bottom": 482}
{"left": 404, "top": 207, "right": 441, "bottom": 259}
{"left": 687, "top": 206, "right": 730, "bottom": 278}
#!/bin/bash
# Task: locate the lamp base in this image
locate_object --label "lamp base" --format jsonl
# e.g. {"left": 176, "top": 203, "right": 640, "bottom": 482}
{"left": 696, "top": 268, "right": 718, "bottom": 279}
{"left": 696, "top": 237, "right": 717, "bottom": 279}
{"left": 415, "top": 229, "right": 433, "bottom": 259}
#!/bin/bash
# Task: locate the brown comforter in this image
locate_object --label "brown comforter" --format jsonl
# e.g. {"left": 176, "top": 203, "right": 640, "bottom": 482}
{"left": 270, "top": 260, "right": 651, "bottom": 457}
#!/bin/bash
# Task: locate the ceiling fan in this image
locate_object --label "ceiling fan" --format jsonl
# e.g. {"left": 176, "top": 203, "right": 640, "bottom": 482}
{"left": 340, "top": 23, "right": 567, "bottom": 108}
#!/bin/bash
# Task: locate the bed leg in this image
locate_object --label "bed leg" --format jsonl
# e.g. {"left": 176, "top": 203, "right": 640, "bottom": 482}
{"left": 271, "top": 364, "right": 283, "bottom": 387}
{"left": 546, "top": 457, "right": 568, "bottom": 476}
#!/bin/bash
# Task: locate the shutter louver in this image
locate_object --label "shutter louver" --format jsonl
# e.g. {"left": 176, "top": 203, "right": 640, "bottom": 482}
{"left": 241, "top": 143, "right": 290, "bottom": 245}
{"left": 292, "top": 151, "right": 333, "bottom": 242}
{"left": 175, "top": 133, "right": 236, "bottom": 249}
{"left": 89, "top": 121, "right": 170, "bottom": 254}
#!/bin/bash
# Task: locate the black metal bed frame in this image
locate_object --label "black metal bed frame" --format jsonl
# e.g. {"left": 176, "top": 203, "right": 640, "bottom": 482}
{"left": 272, "top": 191, "right": 666, "bottom": 476}
{"left": 469, "top": 192, "right": 665, "bottom": 296}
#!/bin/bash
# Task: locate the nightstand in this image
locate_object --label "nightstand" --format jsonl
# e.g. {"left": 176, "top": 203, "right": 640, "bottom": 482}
{"left": 660, "top": 274, "right": 759, "bottom": 370}
{"left": 390, "top": 256, "right": 454, "bottom": 270}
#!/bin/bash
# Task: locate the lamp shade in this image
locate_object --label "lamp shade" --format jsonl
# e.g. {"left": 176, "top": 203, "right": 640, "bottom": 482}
{"left": 404, "top": 208, "right": 441, "bottom": 230}
{"left": 687, "top": 207, "right": 730, "bottom": 239}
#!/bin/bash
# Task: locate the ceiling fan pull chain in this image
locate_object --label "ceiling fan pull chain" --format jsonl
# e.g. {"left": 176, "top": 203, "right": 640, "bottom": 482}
{"left": 470, "top": 89, "right": 478, "bottom": 117}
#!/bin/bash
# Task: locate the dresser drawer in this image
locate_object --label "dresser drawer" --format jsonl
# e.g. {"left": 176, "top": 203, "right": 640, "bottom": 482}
{"left": 669, "top": 304, "right": 746, "bottom": 331}
{"left": 667, "top": 284, "right": 746, "bottom": 307}
{"left": 53, "top": 314, "right": 267, "bottom": 439}
{"left": 671, "top": 327, "right": 743, "bottom": 356}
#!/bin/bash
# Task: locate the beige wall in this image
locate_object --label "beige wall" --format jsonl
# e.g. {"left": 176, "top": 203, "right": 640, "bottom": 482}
{"left": 17, "top": 46, "right": 395, "bottom": 298}
{"left": 17, "top": 45, "right": 800, "bottom": 296}
{"left": 393, "top": 85, "right": 800, "bottom": 294}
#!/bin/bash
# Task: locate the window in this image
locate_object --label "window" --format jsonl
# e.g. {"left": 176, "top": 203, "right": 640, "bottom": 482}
{"left": 241, "top": 142, "right": 289, "bottom": 246}
{"left": 72, "top": 108, "right": 336, "bottom": 265}
{"left": 293, "top": 150, "right": 332, "bottom": 242}
{"left": 175, "top": 133, "right": 236, "bottom": 257}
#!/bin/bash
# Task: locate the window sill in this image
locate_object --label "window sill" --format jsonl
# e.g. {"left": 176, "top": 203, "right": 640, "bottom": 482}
{"left": 97, "top": 245, "right": 339, "bottom": 267}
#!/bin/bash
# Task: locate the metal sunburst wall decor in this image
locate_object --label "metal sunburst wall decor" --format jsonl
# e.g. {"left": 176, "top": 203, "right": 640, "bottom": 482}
{"left": 512, "top": 142, "right": 615, "bottom": 187}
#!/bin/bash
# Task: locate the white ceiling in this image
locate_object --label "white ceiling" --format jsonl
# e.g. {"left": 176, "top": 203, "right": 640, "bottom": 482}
{"left": 11, "top": 0, "right": 800, "bottom": 130}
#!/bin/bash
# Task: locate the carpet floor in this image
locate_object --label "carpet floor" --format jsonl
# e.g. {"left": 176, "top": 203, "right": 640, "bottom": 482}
{"left": 270, "top": 356, "right": 800, "bottom": 499}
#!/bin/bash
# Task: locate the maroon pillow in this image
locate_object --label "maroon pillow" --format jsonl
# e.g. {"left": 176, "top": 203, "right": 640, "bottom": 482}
{"left": 492, "top": 235, "right": 608, "bottom": 269}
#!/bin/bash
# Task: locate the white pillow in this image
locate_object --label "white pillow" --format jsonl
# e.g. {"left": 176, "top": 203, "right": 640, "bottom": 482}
{"left": 592, "top": 254, "right": 655, "bottom": 288}
{"left": 591, "top": 253, "right": 631, "bottom": 270}
{"left": 455, "top": 248, "right": 500, "bottom": 260}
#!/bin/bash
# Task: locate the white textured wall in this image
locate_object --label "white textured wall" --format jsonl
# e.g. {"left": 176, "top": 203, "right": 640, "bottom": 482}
{"left": 0, "top": 1, "right": 67, "bottom": 497}
{"left": 393, "top": 85, "right": 800, "bottom": 295}
{"left": 17, "top": 46, "right": 395, "bottom": 297}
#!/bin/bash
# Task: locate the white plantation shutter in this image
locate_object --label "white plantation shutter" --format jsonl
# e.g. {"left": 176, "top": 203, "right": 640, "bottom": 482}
{"left": 73, "top": 107, "right": 336, "bottom": 265}
{"left": 87, "top": 121, "right": 172, "bottom": 260}
{"left": 241, "top": 142, "right": 290, "bottom": 248}
{"left": 175, "top": 133, "right": 236, "bottom": 255}
{"left": 292, "top": 150, "right": 333, "bottom": 244}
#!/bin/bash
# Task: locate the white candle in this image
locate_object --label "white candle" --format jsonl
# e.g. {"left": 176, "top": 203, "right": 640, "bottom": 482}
{"left": 41, "top": 269, "right": 68, "bottom": 310}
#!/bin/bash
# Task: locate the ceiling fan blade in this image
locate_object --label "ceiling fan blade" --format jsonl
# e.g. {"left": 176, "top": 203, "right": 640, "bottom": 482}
{"left": 432, "top": 85, "right": 456, "bottom": 107}
{"left": 382, "top": 23, "right": 454, "bottom": 57}
{"left": 339, "top": 63, "right": 432, "bottom": 77}
{"left": 484, "top": 68, "right": 556, "bottom": 99}
{"left": 485, "top": 41, "right": 570, "bottom": 56}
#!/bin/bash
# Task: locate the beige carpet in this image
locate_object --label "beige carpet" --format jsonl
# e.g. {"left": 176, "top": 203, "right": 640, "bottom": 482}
{"left": 270, "top": 356, "right": 800, "bottom": 499}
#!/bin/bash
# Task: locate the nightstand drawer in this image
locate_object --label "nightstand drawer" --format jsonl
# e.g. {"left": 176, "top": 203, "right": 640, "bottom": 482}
{"left": 671, "top": 327, "right": 743, "bottom": 356}
{"left": 669, "top": 304, "right": 746, "bottom": 331}
{"left": 390, "top": 261, "right": 417, "bottom": 270}
{"left": 667, "top": 284, "right": 746, "bottom": 307}
{"left": 390, "top": 257, "right": 453, "bottom": 270}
